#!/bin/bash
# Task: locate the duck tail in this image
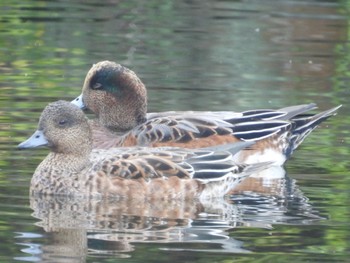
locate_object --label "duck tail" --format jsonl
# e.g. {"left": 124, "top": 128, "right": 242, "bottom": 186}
{"left": 286, "top": 105, "right": 342, "bottom": 156}
{"left": 227, "top": 104, "right": 319, "bottom": 142}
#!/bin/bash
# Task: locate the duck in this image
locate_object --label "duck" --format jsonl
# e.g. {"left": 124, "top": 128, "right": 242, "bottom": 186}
{"left": 18, "top": 100, "right": 269, "bottom": 200}
{"left": 71, "top": 60, "right": 341, "bottom": 165}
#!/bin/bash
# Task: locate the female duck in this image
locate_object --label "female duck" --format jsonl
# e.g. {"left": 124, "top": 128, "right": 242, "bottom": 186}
{"left": 71, "top": 61, "right": 340, "bottom": 165}
{"left": 18, "top": 101, "right": 266, "bottom": 200}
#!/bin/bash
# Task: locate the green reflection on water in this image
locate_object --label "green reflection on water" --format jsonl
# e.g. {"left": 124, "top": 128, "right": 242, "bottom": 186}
{"left": 0, "top": 0, "right": 349, "bottom": 262}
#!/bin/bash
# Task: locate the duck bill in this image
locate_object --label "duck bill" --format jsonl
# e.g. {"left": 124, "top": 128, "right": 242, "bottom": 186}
{"left": 71, "top": 94, "right": 86, "bottom": 109}
{"left": 18, "top": 130, "right": 48, "bottom": 149}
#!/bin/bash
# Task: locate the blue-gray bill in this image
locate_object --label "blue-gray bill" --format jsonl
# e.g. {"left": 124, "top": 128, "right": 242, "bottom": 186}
{"left": 17, "top": 130, "right": 48, "bottom": 149}
{"left": 71, "top": 94, "right": 86, "bottom": 109}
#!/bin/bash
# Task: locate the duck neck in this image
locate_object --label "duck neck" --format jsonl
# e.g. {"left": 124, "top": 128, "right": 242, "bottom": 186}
{"left": 100, "top": 88, "right": 147, "bottom": 132}
{"left": 43, "top": 135, "right": 93, "bottom": 174}
{"left": 44, "top": 152, "right": 92, "bottom": 173}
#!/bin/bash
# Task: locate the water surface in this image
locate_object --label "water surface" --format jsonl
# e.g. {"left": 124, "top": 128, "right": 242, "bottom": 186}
{"left": 0, "top": 0, "right": 349, "bottom": 262}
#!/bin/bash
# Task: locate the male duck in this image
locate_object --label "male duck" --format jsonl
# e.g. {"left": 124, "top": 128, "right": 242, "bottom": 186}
{"left": 71, "top": 61, "right": 341, "bottom": 165}
{"left": 18, "top": 100, "right": 268, "bottom": 200}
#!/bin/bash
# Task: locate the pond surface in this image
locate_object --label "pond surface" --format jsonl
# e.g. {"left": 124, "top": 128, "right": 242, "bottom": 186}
{"left": 0, "top": 0, "right": 349, "bottom": 262}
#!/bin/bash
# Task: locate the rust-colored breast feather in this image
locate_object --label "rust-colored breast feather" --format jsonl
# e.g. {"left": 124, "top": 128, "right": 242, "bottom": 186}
{"left": 90, "top": 116, "right": 243, "bottom": 149}
{"left": 87, "top": 147, "right": 229, "bottom": 199}
{"left": 89, "top": 120, "right": 121, "bottom": 149}
{"left": 100, "top": 155, "right": 192, "bottom": 181}
{"left": 126, "top": 116, "right": 240, "bottom": 148}
{"left": 93, "top": 172, "right": 203, "bottom": 200}
{"left": 151, "top": 134, "right": 240, "bottom": 148}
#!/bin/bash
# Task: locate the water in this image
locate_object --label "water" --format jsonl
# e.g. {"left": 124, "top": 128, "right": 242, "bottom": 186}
{"left": 0, "top": 0, "right": 349, "bottom": 262}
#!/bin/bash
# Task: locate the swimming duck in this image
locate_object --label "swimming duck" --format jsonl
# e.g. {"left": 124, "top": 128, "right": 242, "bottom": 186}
{"left": 18, "top": 100, "right": 268, "bottom": 200}
{"left": 71, "top": 61, "right": 341, "bottom": 165}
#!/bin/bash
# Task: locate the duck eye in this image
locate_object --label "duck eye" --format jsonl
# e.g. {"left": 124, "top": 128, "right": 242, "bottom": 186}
{"left": 92, "top": 82, "right": 103, "bottom": 90}
{"left": 58, "top": 120, "right": 67, "bottom": 126}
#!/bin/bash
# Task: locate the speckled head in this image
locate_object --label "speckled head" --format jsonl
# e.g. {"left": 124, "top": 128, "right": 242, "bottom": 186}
{"left": 80, "top": 61, "right": 148, "bottom": 131}
{"left": 19, "top": 100, "right": 92, "bottom": 155}
{"left": 40, "top": 100, "right": 92, "bottom": 154}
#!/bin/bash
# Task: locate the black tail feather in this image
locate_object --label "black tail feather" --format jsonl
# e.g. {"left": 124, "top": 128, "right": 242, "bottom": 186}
{"left": 286, "top": 105, "right": 341, "bottom": 156}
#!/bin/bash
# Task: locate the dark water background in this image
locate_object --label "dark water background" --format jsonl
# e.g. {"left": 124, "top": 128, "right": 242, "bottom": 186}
{"left": 0, "top": 0, "right": 349, "bottom": 262}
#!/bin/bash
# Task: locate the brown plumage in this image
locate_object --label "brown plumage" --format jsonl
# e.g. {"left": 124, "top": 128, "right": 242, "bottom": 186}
{"left": 18, "top": 101, "right": 269, "bottom": 200}
{"left": 71, "top": 61, "right": 341, "bottom": 165}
